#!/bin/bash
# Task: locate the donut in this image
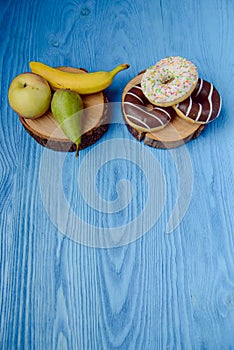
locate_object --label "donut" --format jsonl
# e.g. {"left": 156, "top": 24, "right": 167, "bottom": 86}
{"left": 173, "top": 78, "right": 222, "bottom": 124}
{"left": 141, "top": 56, "right": 198, "bottom": 107}
{"left": 123, "top": 83, "right": 175, "bottom": 132}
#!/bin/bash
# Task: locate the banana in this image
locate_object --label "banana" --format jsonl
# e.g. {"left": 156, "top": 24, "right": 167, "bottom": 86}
{"left": 29, "top": 61, "right": 130, "bottom": 94}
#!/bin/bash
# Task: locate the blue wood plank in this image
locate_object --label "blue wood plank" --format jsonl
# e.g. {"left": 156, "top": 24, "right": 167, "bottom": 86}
{"left": 1, "top": 0, "right": 234, "bottom": 349}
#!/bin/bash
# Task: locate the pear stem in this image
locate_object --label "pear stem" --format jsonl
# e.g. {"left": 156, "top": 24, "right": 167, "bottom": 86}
{"left": 75, "top": 145, "right": 79, "bottom": 158}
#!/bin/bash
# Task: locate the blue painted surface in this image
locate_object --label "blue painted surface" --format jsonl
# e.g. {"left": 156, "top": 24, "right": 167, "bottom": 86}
{"left": 1, "top": 0, "right": 234, "bottom": 349}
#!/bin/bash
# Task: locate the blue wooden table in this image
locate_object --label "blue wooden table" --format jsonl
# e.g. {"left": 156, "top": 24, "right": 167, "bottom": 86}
{"left": 1, "top": 0, "right": 234, "bottom": 349}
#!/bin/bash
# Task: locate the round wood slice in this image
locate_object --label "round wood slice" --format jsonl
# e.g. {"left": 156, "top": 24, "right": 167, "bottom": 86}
{"left": 122, "top": 73, "right": 205, "bottom": 149}
{"left": 19, "top": 67, "right": 109, "bottom": 152}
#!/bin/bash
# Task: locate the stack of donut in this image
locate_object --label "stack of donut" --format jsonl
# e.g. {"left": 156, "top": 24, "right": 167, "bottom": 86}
{"left": 122, "top": 56, "right": 222, "bottom": 147}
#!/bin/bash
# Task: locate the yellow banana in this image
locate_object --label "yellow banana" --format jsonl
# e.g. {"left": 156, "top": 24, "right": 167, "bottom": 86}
{"left": 29, "top": 61, "right": 130, "bottom": 94}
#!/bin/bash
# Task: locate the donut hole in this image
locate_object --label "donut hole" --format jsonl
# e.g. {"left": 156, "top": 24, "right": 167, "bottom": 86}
{"left": 146, "top": 103, "right": 154, "bottom": 111}
{"left": 162, "top": 76, "right": 174, "bottom": 84}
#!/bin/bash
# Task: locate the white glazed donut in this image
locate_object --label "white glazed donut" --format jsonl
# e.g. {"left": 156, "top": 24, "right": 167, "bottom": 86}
{"left": 141, "top": 56, "right": 198, "bottom": 107}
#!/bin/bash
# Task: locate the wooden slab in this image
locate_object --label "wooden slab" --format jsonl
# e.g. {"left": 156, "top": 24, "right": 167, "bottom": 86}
{"left": 19, "top": 67, "right": 109, "bottom": 152}
{"left": 122, "top": 73, "right": 205, "bottom": 149}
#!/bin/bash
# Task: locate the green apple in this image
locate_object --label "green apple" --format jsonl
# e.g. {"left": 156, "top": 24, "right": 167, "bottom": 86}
{"left": 8, "top": 72, "right": 52, "bottom": 118}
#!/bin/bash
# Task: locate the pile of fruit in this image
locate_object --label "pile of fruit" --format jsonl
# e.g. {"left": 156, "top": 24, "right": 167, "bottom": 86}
{"left": 8, "top": 62, "right": 130, "bottom": 156}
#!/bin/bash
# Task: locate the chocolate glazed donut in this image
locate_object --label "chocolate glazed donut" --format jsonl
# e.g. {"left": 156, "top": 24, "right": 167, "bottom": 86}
{"left": 174, "top": 78, "right": 222, "bottom": 124}
{"left": 123, "top": 84, "right": 175, "bottom": 132}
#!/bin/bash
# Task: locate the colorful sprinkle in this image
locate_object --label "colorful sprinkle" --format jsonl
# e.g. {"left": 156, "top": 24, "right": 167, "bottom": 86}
{"left": 141, "top": 56, "right": 198, "bottom": 106}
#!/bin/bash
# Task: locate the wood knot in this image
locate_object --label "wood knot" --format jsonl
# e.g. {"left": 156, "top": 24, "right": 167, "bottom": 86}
{"left": 81, "top": 8, "right": 90, "bottom": 16}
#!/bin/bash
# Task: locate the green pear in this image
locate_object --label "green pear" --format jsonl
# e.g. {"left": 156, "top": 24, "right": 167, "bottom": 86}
{"left": 51, "top": 89, "right": 83, "bottom": 156}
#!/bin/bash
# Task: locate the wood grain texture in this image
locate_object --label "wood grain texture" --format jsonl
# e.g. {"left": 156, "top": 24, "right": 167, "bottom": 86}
{"left": 1, "top": 0, "right": 234, "bottom": 349}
